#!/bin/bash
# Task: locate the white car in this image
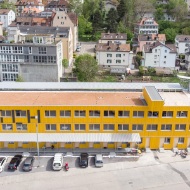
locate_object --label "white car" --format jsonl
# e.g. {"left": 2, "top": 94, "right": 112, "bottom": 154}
{"left": 0, "top": 157, "right": 8, "bottom": 172}
{"left": 53, "top": 153, "right": 63, "bottom": 171}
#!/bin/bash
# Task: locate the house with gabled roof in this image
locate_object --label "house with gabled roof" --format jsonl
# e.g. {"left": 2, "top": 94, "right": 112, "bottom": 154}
{"left": 175, "top": 35, "right": 190, "bottom": 55}
{"left": 142, "top": 41, "right": 177, "bottom": 69}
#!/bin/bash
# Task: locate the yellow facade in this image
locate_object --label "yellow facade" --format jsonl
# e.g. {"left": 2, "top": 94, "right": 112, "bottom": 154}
{"left": 0, "top": 87, "right": 190, "bottom": 150}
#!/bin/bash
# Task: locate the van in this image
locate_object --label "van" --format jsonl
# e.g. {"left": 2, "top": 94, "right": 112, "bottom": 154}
{"left": 53, "top": 153, "right": 63, "bottom": 171}
{"left": 95, "top": 154, "right": 103, "bottom": 167}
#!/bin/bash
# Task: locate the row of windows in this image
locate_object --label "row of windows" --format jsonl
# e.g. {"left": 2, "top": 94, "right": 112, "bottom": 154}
{"left": 2, "top": 124, "right": 188, "bottom": 131}
{"left": 1, "top": 110, "right": 189, "bottom": 118}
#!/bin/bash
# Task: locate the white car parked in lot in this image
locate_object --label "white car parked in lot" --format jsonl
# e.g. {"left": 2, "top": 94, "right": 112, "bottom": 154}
{"left": 53, "top": 153, "right": 63, "bottom": 171}
{"left": 0, "top": 157, "right": 8, "bottom": 172}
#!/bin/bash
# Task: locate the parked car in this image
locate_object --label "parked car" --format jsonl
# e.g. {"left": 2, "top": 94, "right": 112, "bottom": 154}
{"left": 52, "top": 153, "right": 63, "bottom": 171}
{"left": 79, "top": 153, "right": 89, "bottom": 168}
{"left": 95, "top": 154, "right": 103, "bottom": 167}
{"left": 76, "top": 45, "right": 81, "bottom": 52}
{"left": 0, "top": 157, "right": 8, "bottom": 172}
{"left": 8, "top": 155, "right": 23, "bottom": 170}
{"left": 22, "top": 157, "right": 35, "bottom": 172}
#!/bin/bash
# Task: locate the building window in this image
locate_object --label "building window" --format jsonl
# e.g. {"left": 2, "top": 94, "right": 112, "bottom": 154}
{"left": 132, "top": 124, "right": 143, "bottom": 131}
{"left": 15, "top": 110, "right": 26, "bottom": 117}
{"left": 177, "top": 111, "right": 187, "bottom": 117}
{"left": 16, "top": 123, "right": 27, "bottom": 131}
{"left": 46, "top": 124, "right": 56, "bottom": 131}
{"left": 164, "top": 56, "right": 166, "bottom": 58}
{"left": 45, "top": 110, "right": 56, "bottom": 117}
{"left": 161, "top": 124, "right": 172, "bottom": 131}
{"left": 107, "top": 59, "right": 112, "bottom": 63}
{"left": 12, "top": 46, "right": 23, "bottom": 54}
{"left": 28, "top": 47, "right": 32, "bottom": 54}
{"left": 162, "top": 111, "right": 173, "bottom": 117}
{"left": 164, "top": 137, "right": 170, "bottom": 144}
{"left": 60, "top": 110, "right": 71, "bottom": 117}
{"left": 178, "top": 137, "right": 184, "bottom": 144}
{"left": 155, "top": 49, "right": 157, "bottom": 53}
{"left": 118, "top": 111, "right": 129, "bottom": 117}
{"left": 75, "top": 110, "right": 86, "bottom": 117}
{"left": 104, "top": 110, "right": 115, "bottom": 117}
{"left": 2, "top": 124, "right": 12, "bottom": 130}
{"left": 107, "top": 54, "right": 112, "bottom": 57}
{"left": 154, "top": 55, "right": 157, "bottom": 59}
{"left": 89, "top": 124, "right": 100, "bottom": 131}
{"left": 116, "top": 60, "right": 121, "bottom": 63}
{"left": 2, "top": 64, "right": 18, "bottom": 72}
{"left": 148, "top": 111, "right": 159, "bottom": 117}
{"left": 104, "top": 124, "right": 114, "bottom": 130}
{"left": 2, "top": 73, "right": 18, "bottom": 81}
{"left": 147, "top": 124, "right": 158, "bottom": 131}
{"left": 116, "top": 54, "right": 121, "bottom": 57}
{"left": 175, "top": 124, "right": 186, "bottom": 131}
{"left": 60, "top": 124, "right": 71, "bottom": 131}
{"left": 133, "top": 111, "right": 144, "bottom": 117}
{"left": 38, "top": 47, "right": 46, "bottom": 54}
{"left": 1, "top": 110, "right": 11, "bottom": 117}
{"left": 165, "top": 50, "right": 167, "bottom": 53}
{"left": 118, "top": 124, "right": 129, "bottom": 131}
{"left": 89, "top": 110, "right": 100, "bottom": 117}
{"left": 75, "top": 124, "right": 85, "bottom": 130}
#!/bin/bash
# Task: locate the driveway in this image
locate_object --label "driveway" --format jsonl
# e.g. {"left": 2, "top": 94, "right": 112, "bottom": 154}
{"left": 77, "top": 42, "right": 97, "bottom": 56}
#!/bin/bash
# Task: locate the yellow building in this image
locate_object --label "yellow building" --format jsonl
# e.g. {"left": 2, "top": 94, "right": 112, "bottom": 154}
{"left": 0, "top": 82, "right": 189, "bottom": 151}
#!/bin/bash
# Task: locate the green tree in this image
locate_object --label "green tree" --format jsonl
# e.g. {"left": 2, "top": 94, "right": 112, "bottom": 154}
{"left": 117, "top": 0, "right": 127, "bottom": 22}
{"left": 163, "top": 28, "right": 177, "bottom": 43}
{"left": 0, "top": 0, "right": 15, "bottom": 11}
{"left": 182, "top": 27, "right": 190, "bottom": 35}
{"left": 78, "top": 15, "right": 92, "bottom": 37}
{"left": 73, "top": 54, "right": 98, "bottom": 81}
{"left": 117, "top": 22, "right": 134, "bottom": 41}
{"left": 69, "top": 0, "right": 83, "bottom": 15}
{"left": 92, "top": 10, "right": 103, "bottom": 33}
{"left": 154, "top": 8, "right": 165, "bottom": 21}
{"left": 62, "top": 59, "right": 69, "bottom": 73}
{"left": 105, "top": 8, "right": 118, "bottom": 32}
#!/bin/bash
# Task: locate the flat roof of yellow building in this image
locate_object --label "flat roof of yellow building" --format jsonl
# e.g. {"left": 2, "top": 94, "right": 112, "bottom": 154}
{"left": 0, "top": 91, "right": 144, "bottom": 106}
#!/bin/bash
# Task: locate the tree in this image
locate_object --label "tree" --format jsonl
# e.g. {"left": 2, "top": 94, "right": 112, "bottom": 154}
{"left": 16, "top": 75, "right": 24, "bottom": 82}
{"left": 117, "top": 0, "right": 127, "bottom": 22}
{"left": 167, "top": 0, "right": 188, "bottom": 21}
{"left": 73, "top": 54, "right": 98, "bottom": 81}
{"left": 154, "top": 8, "right": 165, "bottom": 21}
{"left": 69, "top": 0, "right": 83, "bottom": 15}
{"left": 0, "top": 0, "right": 15, "bottom": 11}
{"left": 182, "top": 27, "right": 190, "bottom": 35}
{"left": 62, "top": 59, "right": 69, "bottom": 73}
{"left": 78, "top": 15, "right": 92, "bottom": 37}
{"left": 92, "top": 10, "right": 104, "bottom": 34}
{"left": 105, "top": 8, "right": 118, "bottom": 33}
{"left": 163, "top": 28, "right": 177, "bottom": 43}
{"left": 117, "top": 22, "right": 134, "bottom": 41}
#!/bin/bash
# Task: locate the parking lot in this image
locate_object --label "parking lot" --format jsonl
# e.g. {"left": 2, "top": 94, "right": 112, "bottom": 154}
{"left": 77, "top": 42, "right": 96, "bottom": 56}
{"left": 0, "top": 155, "right": 138, "bottom": 177}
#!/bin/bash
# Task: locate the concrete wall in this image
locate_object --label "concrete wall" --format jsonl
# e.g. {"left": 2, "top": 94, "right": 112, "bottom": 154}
{"left": 20, "top": 64, "right": 59, "bottom": 82}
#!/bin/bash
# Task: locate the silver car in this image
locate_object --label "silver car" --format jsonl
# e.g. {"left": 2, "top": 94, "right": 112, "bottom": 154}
{"left": 22, "top": 157, "right": 35, "bottom": 172}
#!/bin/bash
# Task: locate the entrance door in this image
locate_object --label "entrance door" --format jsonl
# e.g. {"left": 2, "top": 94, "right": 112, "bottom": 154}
{"left": 146, "top": 138, "right": 150, "bottom": 148}
{"left": 18, "top": 142, "right": 22, "bottom": 148}
{"left": 4, "top": 142, "right": 8, "bottom": 148}
{"left": 173, "top": 138, "right": 178, "bottom": 148}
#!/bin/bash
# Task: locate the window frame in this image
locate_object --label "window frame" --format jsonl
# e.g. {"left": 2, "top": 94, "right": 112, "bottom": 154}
{"left": 162, "top": 111, "right": 173, "bottom": 118}
{"left": 164, "top": 137, "right": 170, "bottom": 144}
{"left": 46, "top": 124, "right": 56, "bottom": 131}
{"left": 178, "top": 137, "right": 185, "bottom": 144}
{"left": 60, "top": 124, "right": 71, "bottom": 131}
{"left": 175, "top": 124, "right": 186, "bottom": 131}
{"left": 146, "top": 124, "right": 158, "bottom": 131}
{"left": 1, "top": 110, "right": 11, "bottom": 117}
{"left": 118, "top": 124, "right": 129, "bottom": 131}
{"left": 16, "top": 123, "right": 27, "bottom": 131}
{"left": 133, "top": 111, "right": 144, "bottom": 118}
{"left": 74, "top": 110, "right": 86, "bottom": 117}
{"left": 89, "top": 110, "right": 100, "bottom": 117}
{"left": 45, "top": 110, "right": 56, "bottom": 117}
{"left": 103, "top": 124, "right": 114, "bottom": 131}
{"left": 60, "top": 110, "right": 71, "bottom": 117}
{"left": 15, "top": 110, "right": 26, "bottom": 117}
{"left": 104, "top": 110, "right": 115, "bottom": 117}
{"left": 2, "top": 124, "right": 13, "bottom": 131}
{"left": 75, "top": 124, "right": 86, "bottom": 131}
{"left": 132, "top": 124, "right": 143, "bottom": 131}
{"left": 89, "top": 124, "right": 100, "bottom": 131}
{"left": 161, "top": 124, "right": 172, "bottom": 131}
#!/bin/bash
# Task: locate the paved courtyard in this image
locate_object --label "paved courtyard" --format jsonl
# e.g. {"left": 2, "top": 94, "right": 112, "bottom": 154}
{"left": 1, "top": 151, "right": 190, "bottom": 190}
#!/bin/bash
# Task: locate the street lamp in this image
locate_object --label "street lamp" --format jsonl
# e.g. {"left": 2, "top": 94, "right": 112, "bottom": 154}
{"left": 35, "top": 116, "right": 40, "bottom": 167}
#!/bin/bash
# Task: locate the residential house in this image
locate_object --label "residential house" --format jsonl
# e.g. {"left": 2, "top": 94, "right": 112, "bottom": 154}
{"left": 52, "top": 11, "right": 78, "bottom": 51}
{"left": 15, "top": 0, "right": 44, "bottom": 16}
{"left": 142, "top": 41, "right": 177, "bottom": 69}
{"left": 45, "top": 0, "right": 70, "bottom": 12}
{"left": 7, "top": 25, "right": 73, "bottom": 66}
{"left": 175, "top": 35, "right": 190, "bottom": 55}
{"left": 134, "top": 18, "right": 158, "bottom": 36}
{"left": 137, "top": 34, "right": 166, "bottom": 52}
{"left": 1, "top": 26, "right": 64, "bottom": 82}
{"left": 95, "top": 41, "right": 133, "bottom": 68}
{"left": 0, "top": 9, "right": 15, "bottom": 29}
{"left": 99, "top": 33, "right": 127, "bottom": 44}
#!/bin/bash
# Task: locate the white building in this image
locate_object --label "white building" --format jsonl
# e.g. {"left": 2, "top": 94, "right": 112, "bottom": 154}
{"left": 0, "top": 9, "right": 15, "bottom": 29}
{"left": 142, "top": 41, "right": 177, "bottom": 69}
{"left": 134, "top": 18, "right": 158, "bottom": 36}
{"left": 175, "top": 35, "right": 190, "bottom": 55}
{"left": 99, "top": 33, "right": 127, "bottom": 44}
{"left": 95, "top": 41, "right": 133, "bottom": 68}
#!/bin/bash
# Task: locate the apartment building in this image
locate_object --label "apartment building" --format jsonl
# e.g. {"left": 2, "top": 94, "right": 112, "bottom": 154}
{"left": 45, "top": 0, "right": 70, "bottom": 12}
{"left": 0, "top": 9, "right": 15, "bottom": 28}
{"left": 1, "top": 26, "right": 64, "bottom": 82}
{"left": 95, "top": 41, "right": 133, "bottom": 68}
{"left": 0, "top": 82, "right": 189, "bottom": 151}
{"left": 134, "top": 18, "right": 158, "bottom": 36}
{"left": 99, "top": 33, "right": 127, "bottom": 44}
{"left": 142, "top": 41, "right": 177, "bottom": 69}
{"left": 175, "top": 35, "right": 190, "bottom": 55}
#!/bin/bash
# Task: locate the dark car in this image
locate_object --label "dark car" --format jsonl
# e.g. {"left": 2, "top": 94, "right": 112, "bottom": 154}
{"left": 79, "top": 153, "right": 89, "bottom": 168}
{"left": 23, "top": 157, "right": 35, "bottom": 172}
{"left": 8, "top": 155, "right": 23, "bottom": 170}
